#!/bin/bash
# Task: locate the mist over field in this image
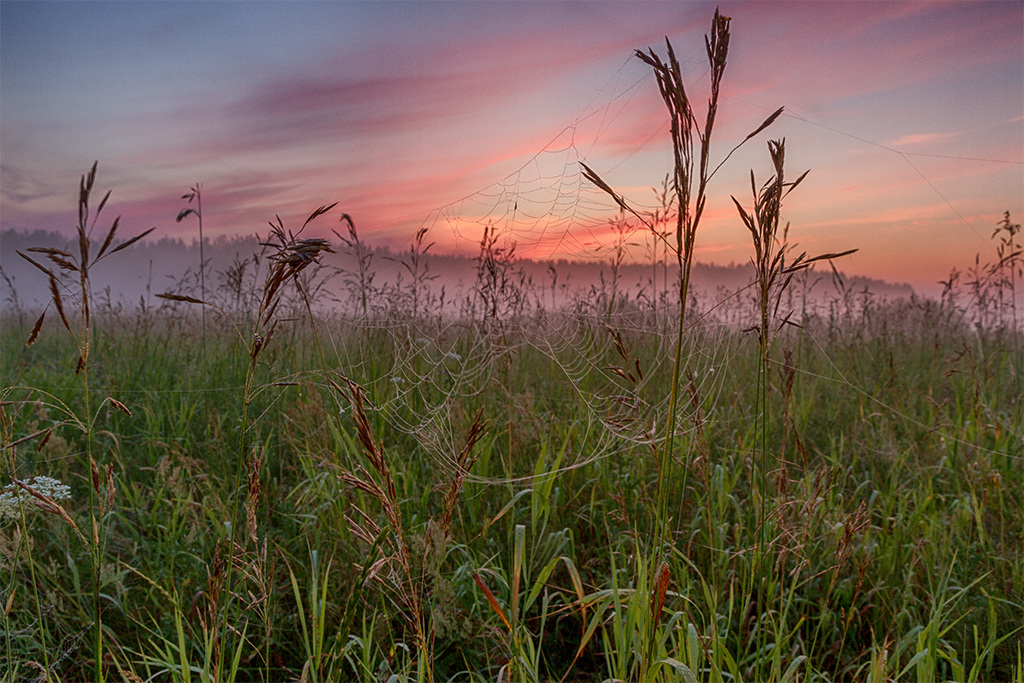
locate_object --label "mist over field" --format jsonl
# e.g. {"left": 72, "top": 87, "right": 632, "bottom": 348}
{"left": 1, "top": 228, "right": 915, "bottom": 317}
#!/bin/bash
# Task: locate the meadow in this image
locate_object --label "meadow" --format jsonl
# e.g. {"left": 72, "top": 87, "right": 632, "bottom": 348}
{"left": 2, "top": 11, "right": 1023, "bottom": 682}
{"left": 2, "top": 196, "right": 1022, "bottom": 681}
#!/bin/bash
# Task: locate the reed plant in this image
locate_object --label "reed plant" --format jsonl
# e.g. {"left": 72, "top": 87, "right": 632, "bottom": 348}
{"left": 334, "top": 213, "right": 377, "bottom": 319}
{"left": 389, "top": 226, "right": 439, "bottom": 323}
{"left": 176, "top": 184, "right": 208, "bottom": 359}
{"left": 731, "top": 138, "right": 855, "bottom": 676}
{"left": 474, "top": 222, "right": 522, "bottom": 326}
{"left": 340, "top": 379, "right": 487, "bottom": 682}
{"left": 153, "top": 201, "right": 339, "bottom": 681}
{"left": 582, "top": 10, "right": 784, "bottom": 544}
{"left": 9, "top": 162, "right": 153, "bottom": 681}
{"left": 991, "top": 211, "right": 1021, "bottom": 329}
{"left": 579, "top": 15, "right": 789, "bottom": 673}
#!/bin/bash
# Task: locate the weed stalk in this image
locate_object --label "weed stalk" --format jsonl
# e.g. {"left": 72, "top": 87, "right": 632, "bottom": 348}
{"left": 582, "top": 8, "right": 783, "bottom": 556}
{"left": 16, "top": 162, "right": 154, "bottom": 681}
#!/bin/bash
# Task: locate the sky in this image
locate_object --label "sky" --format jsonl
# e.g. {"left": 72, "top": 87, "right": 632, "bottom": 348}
{"left": 1, "top": 0, "right": 1021, "bottom": 297}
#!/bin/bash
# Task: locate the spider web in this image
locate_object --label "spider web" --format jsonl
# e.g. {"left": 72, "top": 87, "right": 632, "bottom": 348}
{"left": 393, "top": 51, "right": 680, "bottom": 268}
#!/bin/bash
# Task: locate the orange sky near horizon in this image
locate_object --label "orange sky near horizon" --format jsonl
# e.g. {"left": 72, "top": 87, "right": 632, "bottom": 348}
{"left": 1, "top": 1, "right": 1021, "bottom": 299}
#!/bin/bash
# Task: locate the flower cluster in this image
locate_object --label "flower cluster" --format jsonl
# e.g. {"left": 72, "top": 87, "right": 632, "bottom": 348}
{"left": 0, "top": 475, "right": 71, "bottom": 521}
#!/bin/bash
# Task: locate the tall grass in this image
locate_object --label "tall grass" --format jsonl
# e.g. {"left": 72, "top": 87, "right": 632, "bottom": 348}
{"left": 731, "top": 137, "right": 856, "bottom": 679}
{"left": 10, "top": 162, "right": 153, "bottom": 682}
{"left": 582, "top": 10, "right": 783, "bottom": 554}
{"left": 2, "top": 277, "right": 1022, "bottom": 679}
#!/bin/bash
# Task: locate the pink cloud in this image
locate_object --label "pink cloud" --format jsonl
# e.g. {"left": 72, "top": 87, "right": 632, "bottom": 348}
{"left": 723, "top": 1, "right": 1021, "bottom": 120}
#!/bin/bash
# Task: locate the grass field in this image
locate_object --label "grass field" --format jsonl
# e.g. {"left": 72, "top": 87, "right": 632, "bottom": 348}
{"left": 2, "top": 264, "right": 1022, "bottom": 681}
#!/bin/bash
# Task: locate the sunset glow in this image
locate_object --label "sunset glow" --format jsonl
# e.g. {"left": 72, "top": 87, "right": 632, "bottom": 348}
{"left": 1, "top": 0, "right": 1021, "bottom": 296}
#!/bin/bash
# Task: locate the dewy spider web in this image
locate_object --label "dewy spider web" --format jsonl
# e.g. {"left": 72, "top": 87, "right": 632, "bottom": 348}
{"left": 370, "top": 50, "right": 677, "bottom": 269}
{"left": 317, "top": 301, "right": 744, "bottom": 489}
{"left": 413, "top": 131, "right": 645, "bottom": 268}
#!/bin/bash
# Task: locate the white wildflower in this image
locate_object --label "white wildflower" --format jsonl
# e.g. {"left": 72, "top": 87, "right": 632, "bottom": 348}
{"left": 0, "top": 475, "right": 72, "bottom": 521}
